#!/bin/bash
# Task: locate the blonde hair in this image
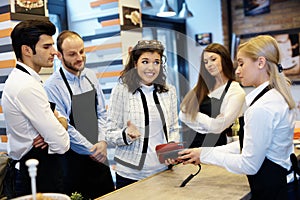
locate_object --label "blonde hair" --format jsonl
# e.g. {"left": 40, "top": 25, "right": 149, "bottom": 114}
{"left": 238, "top": 35, "right": 295, "bottom": 109}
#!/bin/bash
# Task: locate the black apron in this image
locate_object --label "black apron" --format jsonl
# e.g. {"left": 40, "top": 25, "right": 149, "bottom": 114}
{"left": 241, "top": 85, "right": 288, "bottom": 200}
{"left": 182, "top": 80, "right": 232, "bottom": 148}
{"left": 59, "top": 68, "right": 114, "bottom": 199}
{"left": 14, "top": 64, "right": 64, "bottom": 197}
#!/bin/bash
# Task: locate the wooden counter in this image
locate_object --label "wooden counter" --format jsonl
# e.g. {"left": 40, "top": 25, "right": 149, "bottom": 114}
{"left": 96, "top": 164, "right": 250, "bottom": 200}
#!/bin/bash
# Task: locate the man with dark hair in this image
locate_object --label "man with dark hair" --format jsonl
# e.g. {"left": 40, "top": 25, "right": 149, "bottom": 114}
{"left": 44, "top": 30, "right": 115, "bottom": 199}
{"left": 2, "top": 19, "right": 70, "bottom": 197}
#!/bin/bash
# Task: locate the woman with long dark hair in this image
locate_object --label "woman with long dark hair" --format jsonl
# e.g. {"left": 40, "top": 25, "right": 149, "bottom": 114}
{"left": 180, "top": 43, "right": 245, "bottom": 147}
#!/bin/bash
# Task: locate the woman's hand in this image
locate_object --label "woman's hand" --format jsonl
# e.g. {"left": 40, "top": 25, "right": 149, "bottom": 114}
{"left": 126, "top": 121, "right": 141, "bottom": 141}
{"left": 177, "top": 148, "right": 202, "bottom": 165}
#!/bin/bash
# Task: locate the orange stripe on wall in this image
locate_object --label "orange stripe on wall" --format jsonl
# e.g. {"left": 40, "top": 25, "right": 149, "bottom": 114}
{"left": 1, "top": 135, "right": 8, "bottom": 143}
{"left": 0, "top": 106, "right": 2, "bottom": 113}
{"left": 0, "top": 13, "right": 11, "bottom": 22}
{"left": 85, "top": 42, "right": 122, "bottom": 52}
{"left": 90, "top": 0, "right": 118, "bottom": 8}
{"left": 0, "top": 60, "right": 16, "bottom": 68}
{"left": 96, "top": 71, "right": 121, "bottom": 78}
{"left": 101, "top": 19, "right": 120, "bottom": 27}
{"left": 0, "top": 28, "right": 12, "bottom": 38}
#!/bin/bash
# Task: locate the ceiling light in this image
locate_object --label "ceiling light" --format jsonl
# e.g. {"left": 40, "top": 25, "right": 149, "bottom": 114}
{"left": 157, "top": 0, "right": 176, "bottom": 17}
{"left": 178, "top": 1, "right": 193, "bottom": 18}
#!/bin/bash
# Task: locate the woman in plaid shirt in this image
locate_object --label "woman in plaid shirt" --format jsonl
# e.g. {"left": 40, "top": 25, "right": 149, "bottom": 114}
{"left": 106, "top": 40, "right": 180, "bottom": 189}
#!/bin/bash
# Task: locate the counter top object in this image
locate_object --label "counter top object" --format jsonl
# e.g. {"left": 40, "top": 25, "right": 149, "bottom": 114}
{"left": 96, "top": 164, "right": 250, "bottom": 200}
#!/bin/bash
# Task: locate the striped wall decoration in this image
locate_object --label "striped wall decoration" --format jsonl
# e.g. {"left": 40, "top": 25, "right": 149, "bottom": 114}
{"left": 67, "top": 0, "right": 142, "bottom": 105}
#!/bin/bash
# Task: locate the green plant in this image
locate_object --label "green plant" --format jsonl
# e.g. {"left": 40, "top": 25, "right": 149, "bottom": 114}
{"left": 70, "top": 192, "right": 83, "bottom": 200}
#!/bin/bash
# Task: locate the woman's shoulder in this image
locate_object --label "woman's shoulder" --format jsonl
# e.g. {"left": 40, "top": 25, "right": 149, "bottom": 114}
{"left": 230, "top": 81, "right": 246, "bottom": 94}
{"left": 166, "top": 83, "right": 176, "bottom": 89}
{"left": 112, "top": 82, "right": 124, "bottom": 89}
{"left": 165, "top": 83, "right": 177, "bottom": 94}
{"left": 111, "top": 82, "right": 129, "bottom": 94}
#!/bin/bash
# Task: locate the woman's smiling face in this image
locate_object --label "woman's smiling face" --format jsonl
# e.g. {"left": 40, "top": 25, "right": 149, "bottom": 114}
{"left": 135, "top": 51, "right": 161, "bottom": 85}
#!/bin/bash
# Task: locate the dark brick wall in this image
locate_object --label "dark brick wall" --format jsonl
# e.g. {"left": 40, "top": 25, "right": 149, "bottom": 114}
{"left": 222, "top": 0, "right": 300, "bottom": 48}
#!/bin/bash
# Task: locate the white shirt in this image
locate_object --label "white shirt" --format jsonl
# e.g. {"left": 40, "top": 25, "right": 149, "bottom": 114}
{"left": 2, "top": 62, "right": 70, "bottom": 160}
{"left": 201, "top": 81, "right": 296, "bottom": 175}
{"left": 179, "top": 81, "right": 246, "bottom": 133}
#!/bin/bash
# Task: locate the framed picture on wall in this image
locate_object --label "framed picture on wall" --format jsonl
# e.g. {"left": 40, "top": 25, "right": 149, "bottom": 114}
{"left": 195, "top": 33, "right": 212, "bottom": 46}
{"left": 10, "top": 0, "right": 48, "bottom": 16}
{"left": 234, "top": 28, "right": 300, "bottom": 84}
{"left": 243, "top": 0, "right": 270, "bottom": 16}
{"left": 121, "top": 6, "right": 142, "bottom": 31}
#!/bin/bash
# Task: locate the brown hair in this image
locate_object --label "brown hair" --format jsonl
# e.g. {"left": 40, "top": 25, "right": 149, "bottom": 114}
{"left": 119, "top": 40, "right": 168, "bottom": 93}
{"left": 180, "top": 43, "right": 235, "bottom": 120}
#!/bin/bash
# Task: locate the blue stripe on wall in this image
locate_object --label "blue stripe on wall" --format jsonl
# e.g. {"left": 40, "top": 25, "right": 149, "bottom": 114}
{"left": 97, "top": 14, "right": 119, "bottom": 22}
{"left": 0, "top": 5, "right": 10, "bottom": 13}
{"left": 0, "top": 128, "right": 6, "bottom": 135}
{"left": 0, "top": 44, "right": 13, "bottom": 53}
{"left": 82, "top": 31, "right": 120, "bottom": 41}
{"left": 102, "top": 88, "right": 112, "bottom": 94}
{"left": 86, "top": 59, "right": 122, "bottom": 68}
{"left": 0, "top": 76, "right": 8, "bottom": 83}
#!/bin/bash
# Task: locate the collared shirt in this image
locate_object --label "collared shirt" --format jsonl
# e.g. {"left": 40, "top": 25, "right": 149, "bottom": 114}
{"left": 201, "top": 81, "right": 296, "bottom": 175}
{"left": 2, "top": 61, "right": 70, "bottom": 160}
{"left": 44, "top": 67, "right": 107, "bottom": 155}
{"left": 179, "top": 81, "right": 246, "bottom": 133}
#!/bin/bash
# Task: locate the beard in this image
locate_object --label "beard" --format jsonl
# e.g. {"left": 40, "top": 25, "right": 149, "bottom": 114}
{"left": 62, "top": 57, "right": 85, "bottom": 72}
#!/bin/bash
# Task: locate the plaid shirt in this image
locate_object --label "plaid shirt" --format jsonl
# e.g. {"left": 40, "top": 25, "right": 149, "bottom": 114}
{"left": 106, "top": 83, "right": 180, "bottom": 169}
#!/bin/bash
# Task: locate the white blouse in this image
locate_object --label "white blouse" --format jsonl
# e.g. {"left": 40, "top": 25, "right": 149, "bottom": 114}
{"left": 179, "top": 81, "right": 246, "bottom": 134}
{"left": 200, "top": 82, "right": 296, "bottom": 175}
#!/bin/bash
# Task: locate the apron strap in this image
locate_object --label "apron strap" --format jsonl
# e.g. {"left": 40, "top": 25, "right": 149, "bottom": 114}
{"left": 16, "top": 64, "right": 30, "bottom": 75}
{"left": 249, "top": 85, "right": 271, "bottom": 107}
{"left": 83, "top": 75, "right": 98, "bottom": 107}
{"left": 84, "top": 76, "right": 95, "bottom": 90}
{"left": 59, "top": 67, "right": 73, "bottom": 98}
{"left": 219, "top": 79, "right": 232, "bottom": 100}
{"left": 59, "top": 67, "right": 98, "bottom": 106}
{"left": 239, "top": 85, "right": 270, "bottom": 150}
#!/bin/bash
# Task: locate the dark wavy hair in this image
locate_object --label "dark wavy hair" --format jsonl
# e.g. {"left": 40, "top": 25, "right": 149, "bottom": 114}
{"left": 10, "top": 19, "right": 56, "bottom": 61}
{"left": 119, "top": 40, "right": 168, "bottom": 93}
